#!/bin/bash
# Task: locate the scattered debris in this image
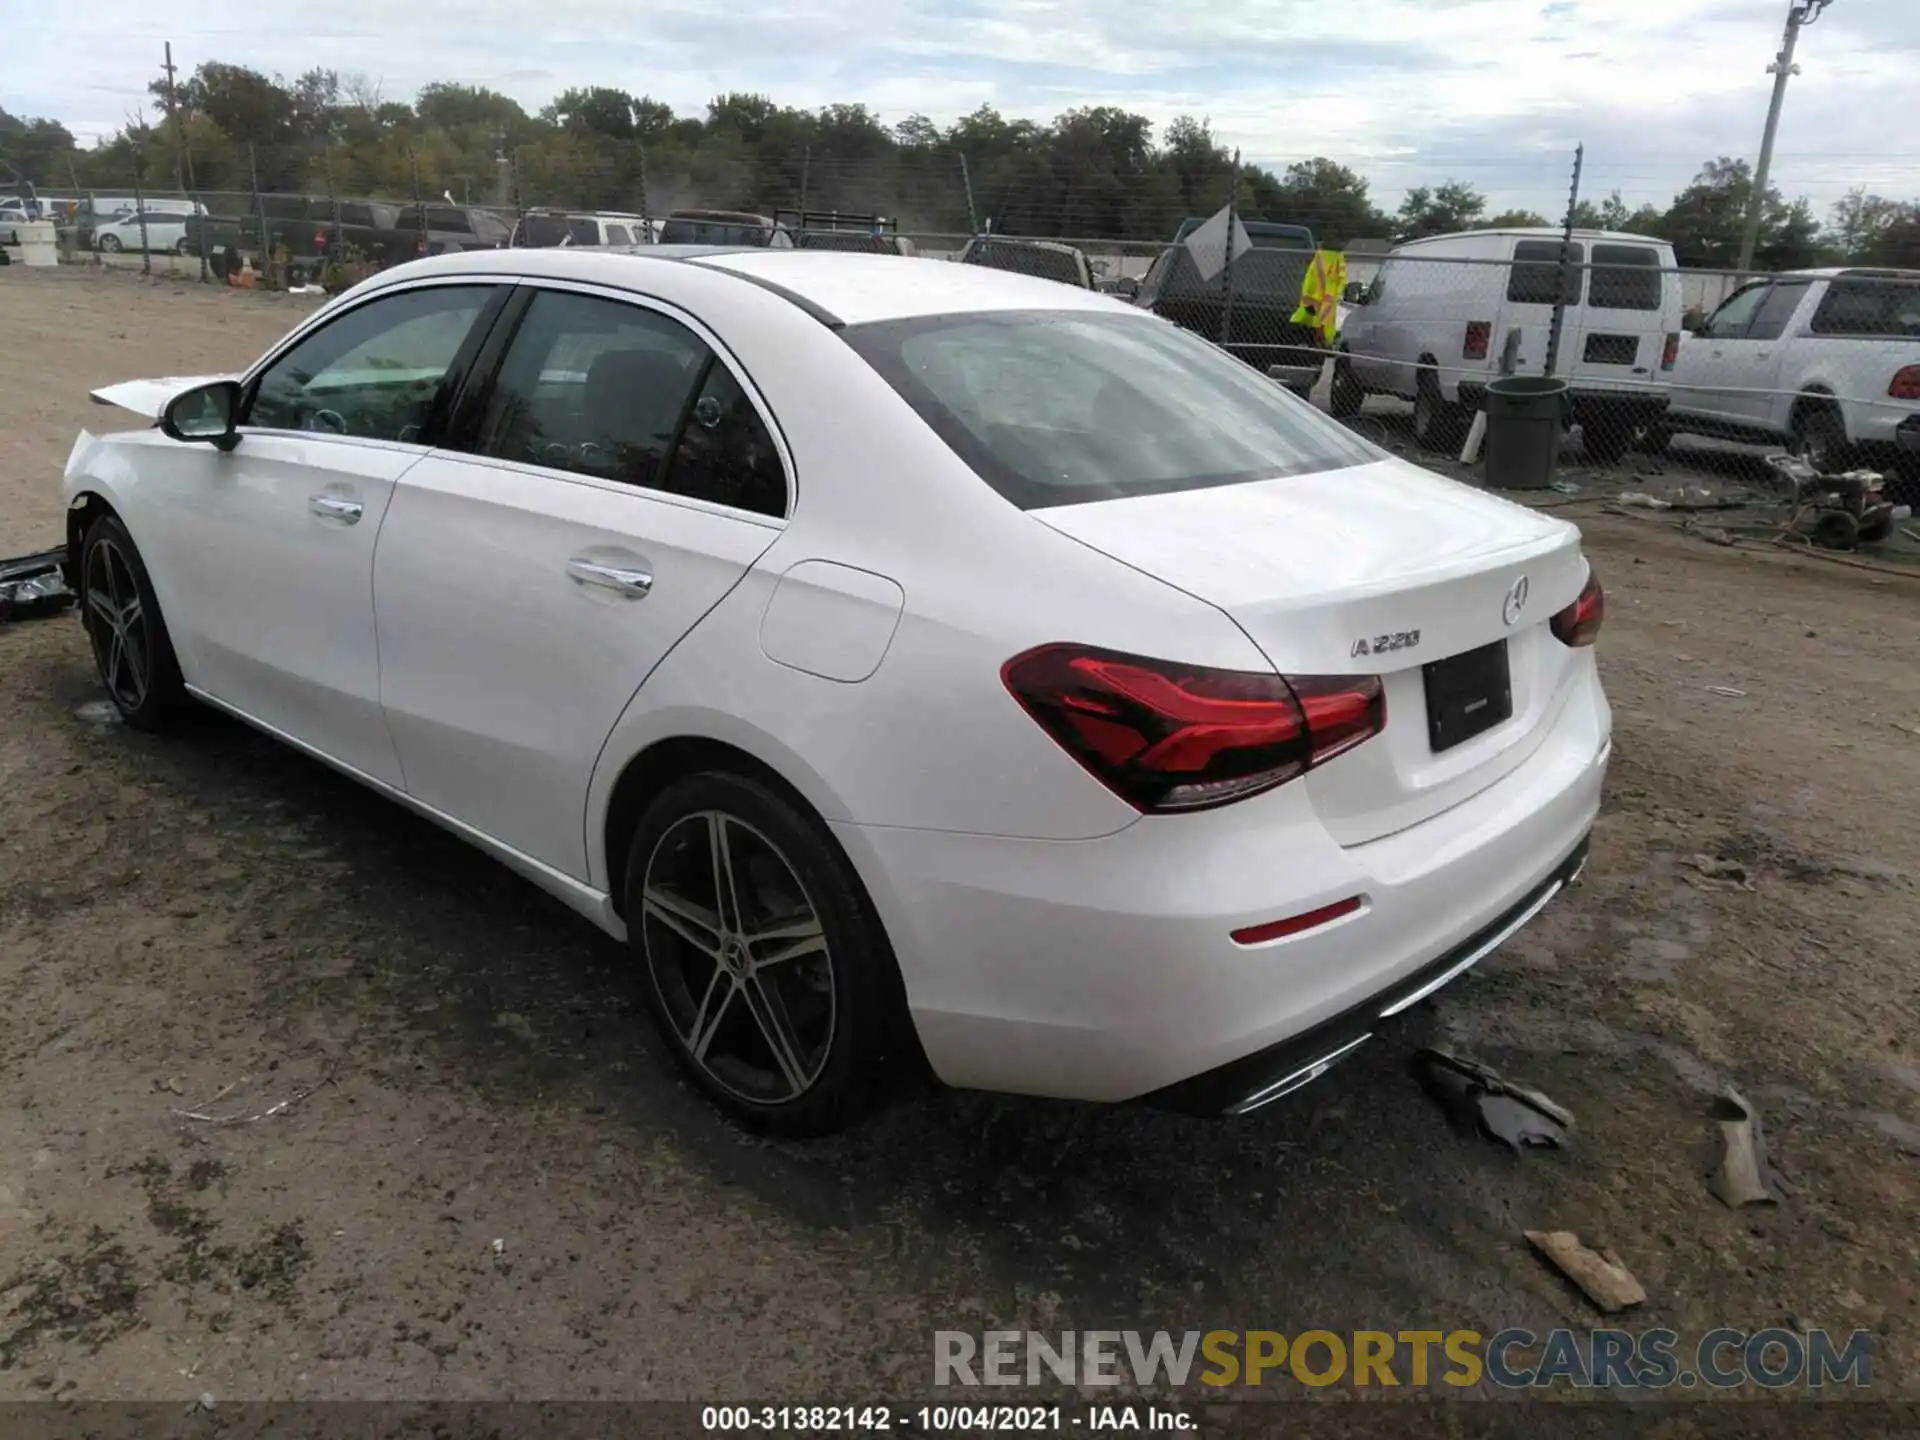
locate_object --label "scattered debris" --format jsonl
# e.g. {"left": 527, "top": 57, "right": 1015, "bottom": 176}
{"left": 490, "top": 1238, "right": 506, "bottom": 1255}
{"left": 1525, "top": 1230, "right": 1646, "bottom": 1312}
{"left": 1691, "top": 524, "right": 1738, "bottom": 546}
{"left": 1617, "top": 492, "right": 1672, "bottom": 510}
{"left": 184, "top": 1392, "right": 217, "bottom": 1416}
{"left": 1416, "top": 1048, "right": 1573, "bottom": 1153}
{"left": 1549, "top": 479, "right": 1582, "bottom": 495}
{"left": 1891, "top": 723, "right": 1920, "bottom": 738}
{"left": 1708, "top": 1087, "right": 1790, "bottom": 1209}
{"left": 170, "top": 1061, "right": 337, "bottom": 1125}
{"left": 73, "top": 699, "right": 124, "bottom": 726}
{"left": 1680, "top": 854, "right": 1754, "bottom": 889}
{"left": 0, "top": 548, "right": 74, "bottom": 622}
{"left": 1705, "top": 686, "right": 1747, "bottom": 698}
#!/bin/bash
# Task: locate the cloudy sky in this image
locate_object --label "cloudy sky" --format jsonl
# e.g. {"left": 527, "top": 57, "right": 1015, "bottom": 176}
{"left": 5, "top": 0, "right": 1918, "bottom": 218}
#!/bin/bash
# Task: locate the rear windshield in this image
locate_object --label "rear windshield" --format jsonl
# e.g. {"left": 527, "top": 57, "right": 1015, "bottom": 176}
{"left": 842, "top": 310, "right": 1378, "bottom": 509}
{"left": 1809, "top": 276, "right": 1920, "bottom": 337}
{"left": 515, "top": 214, "right": 575, "bottom": 247}
{"left": 1508, "top": 241, "right": 1583, "bottom": 306}
{"left": 962, "top": 241, "right": 1088, "bottom": 288}
{"left": 1588, "top": 244, "right": 1663, "bottom": 311}
{"left": 660, "top": 218, "right": 771, "bottom": 245}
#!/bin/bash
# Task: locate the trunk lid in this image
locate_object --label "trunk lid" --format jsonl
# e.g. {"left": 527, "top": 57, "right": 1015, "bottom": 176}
{"left": 1033, "top": 458, "right": 1592, "bottom": 844}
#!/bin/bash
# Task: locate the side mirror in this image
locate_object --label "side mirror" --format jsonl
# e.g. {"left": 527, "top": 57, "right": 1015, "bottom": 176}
{"left": 1113, "top": 276, "right": 1140, "bottom": 300}
{"left": 161, "top": 379, "right": 242, "bottom": 450}
{"left": 1343, "top": 281, "right": 1370, "bottom": 305}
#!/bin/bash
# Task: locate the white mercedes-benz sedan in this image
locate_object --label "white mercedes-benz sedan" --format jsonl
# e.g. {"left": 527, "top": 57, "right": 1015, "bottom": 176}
{"left": 61, "top": 247, "right": 1610, "bottom": 1133}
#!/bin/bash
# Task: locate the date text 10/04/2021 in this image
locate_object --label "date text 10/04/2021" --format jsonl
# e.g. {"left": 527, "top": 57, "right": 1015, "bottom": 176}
{"left": 701, "top": 1406, "right": 1193, "bottom": 1431}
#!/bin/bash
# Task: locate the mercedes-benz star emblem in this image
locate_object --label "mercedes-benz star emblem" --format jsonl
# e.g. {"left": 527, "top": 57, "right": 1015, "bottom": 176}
{"left": 1502, "top": 575, "right": 1530, "bottom": 627}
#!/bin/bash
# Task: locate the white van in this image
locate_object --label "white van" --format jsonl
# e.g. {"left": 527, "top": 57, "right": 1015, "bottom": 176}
{"left": 1338, "top": 228, "right": 1683, "bottom": 462}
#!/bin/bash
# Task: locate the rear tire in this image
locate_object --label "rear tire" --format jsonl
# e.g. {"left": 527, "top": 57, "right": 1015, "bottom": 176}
{"left": 622, "top": 771, "right": 913, "bottom": 1136}
{"left": 1412, "top": 369, "right": 1466, "bottom": 453}
{"left": 79, "top": 513, "right": 188, "bottom": 731}
{"left": 1790, "top": 403, "right": 1848, "bottom": 474}
{"left": 1581, "top": 413, "right": 1633, "bottom": 465}
{"left": 1636, "top": 423, "right": 1673, "bottom": 456}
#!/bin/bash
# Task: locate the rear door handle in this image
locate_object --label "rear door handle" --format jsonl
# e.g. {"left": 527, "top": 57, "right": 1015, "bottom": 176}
{"left": 566, "top": 557, "right": 653, "bottom": 597}
{"left": 309, "top": 495, "right": 363, "bottom": 523}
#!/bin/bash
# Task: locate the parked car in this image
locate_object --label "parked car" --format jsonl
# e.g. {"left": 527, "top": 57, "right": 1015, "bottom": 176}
{"left": 1339, "top": 227, "right": 1683, "bottom": 462}
{"left": 1655, "top": 267, "right": 1920, "bottom": 491}
{"left": 1134, "top": 219, "right": 1319, "bottom": 371}
{"left": 511, "top": 209, "right": 653, "bottom": 248}
{"left": 658, "top": 209, "right": 791, "bottom": 246}
{"left": 187, "top": 197, "right": 408, "bottom": 275}
{"left": 0, "top": 197, "right": 33, "bottom": 245}
{"left": 391, "top": 204, "right": 512, "bottom": 255}
{"left": 63, "top": 249, "right": 1608, "bottom": 1134}
{"left": 957, "top": 236, "right": 1094, "bottom": 288}
{"left": 92, "top": 204, "right": 207, "bottom": 254}
{"left": 776, "top": 209, "right": 916, "bottom": 256}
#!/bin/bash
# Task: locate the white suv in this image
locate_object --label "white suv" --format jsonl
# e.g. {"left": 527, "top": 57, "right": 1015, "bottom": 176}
{"left": 1657, "top": 267, "right": 1920, "bottom": 494}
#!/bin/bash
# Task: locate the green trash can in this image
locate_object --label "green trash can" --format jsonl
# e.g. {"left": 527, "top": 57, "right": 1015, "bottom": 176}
{"left": 1483, "top": 376, "right": 1570, "bottom": 491}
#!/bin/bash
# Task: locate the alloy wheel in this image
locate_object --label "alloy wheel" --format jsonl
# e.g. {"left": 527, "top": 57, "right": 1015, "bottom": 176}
{"left": 640, "top": 810, "right": 835, "bottom": 1105}
{"left": 84, "top": 537, "right": 150, "bottom": 711}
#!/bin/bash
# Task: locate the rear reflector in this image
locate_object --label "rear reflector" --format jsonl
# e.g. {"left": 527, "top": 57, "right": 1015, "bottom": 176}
{"left": 1464, "top": 321, "right": 1492, "bottom": 360}
{"left": 1550, "top": 567, "right": 1605, "bottom": 647}
{"left": 1890, "top": 365, "right": 1920, "bottom": 401}
{"left": 1661, "top": 332, "right": 1681, "bottom": 371}
{"left": 1002, "top": 644, "right": 1386, "bottom": 813}
{"left": 1232, "top": 896, "right": 1364, "bottom": 946}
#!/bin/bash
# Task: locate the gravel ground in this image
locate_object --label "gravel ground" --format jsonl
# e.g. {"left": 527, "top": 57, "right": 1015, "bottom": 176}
{"left": 1, "top": 265, "right": 1916, "bottom": 1412}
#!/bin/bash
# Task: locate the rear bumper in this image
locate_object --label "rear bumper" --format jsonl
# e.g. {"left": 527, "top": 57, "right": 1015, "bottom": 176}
{"left": 1148, "top": 835, "right": 1589, "bottom": 1114}
{"left": 836, "top": 656, "right": 1610, "bottom": 1104}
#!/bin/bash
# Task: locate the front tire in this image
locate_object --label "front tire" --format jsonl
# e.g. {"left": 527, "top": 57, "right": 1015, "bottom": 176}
{"left": 79, "top": 513, "right": 187, "bottom": 730}
{"left": 1581, "top": 411, "right": 1633, "bottom": 465}
{"left": 97, "top": 233, "right": 122, "bottom": 253}
{"left": 1329, "top": 354, "right": 1366, "bottom": 419}
{"left": 1412, "top": 369, "right": 1466, "bottom": 452}
{"left": 623, "top": 771, "right": 911, "bottom": 1135}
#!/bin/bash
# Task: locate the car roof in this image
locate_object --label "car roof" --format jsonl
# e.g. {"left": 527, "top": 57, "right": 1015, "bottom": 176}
{"left": 385, "top": 247, "right": 1134, "bottom": 327}
{"left": 1396, "top": 227, "right": 1670, "bottom": 247}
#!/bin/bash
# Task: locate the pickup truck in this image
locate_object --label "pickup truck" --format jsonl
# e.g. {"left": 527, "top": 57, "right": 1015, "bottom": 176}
{"left": 1134, "top": 218, "right": 1320, "bottom": 372}
{"left": 186, "top": 199, "right": 510, "bottom": 277}
{"left": 1656, "top": 266, "right": 1920, "bottom": 496}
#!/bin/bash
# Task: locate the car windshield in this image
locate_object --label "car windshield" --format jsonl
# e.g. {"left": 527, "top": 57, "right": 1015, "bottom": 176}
{"left": 660, "top": 218, "right": 771, "bottom": 245}
{"left": 842, "top": 310, "right": 1379, "bottom": 510}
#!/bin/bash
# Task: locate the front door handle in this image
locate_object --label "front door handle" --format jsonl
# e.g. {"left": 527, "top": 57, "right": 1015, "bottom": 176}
{"left": 566, "top": 557, "right": 653, "bottom": 597}
{"left": 309, "top": 495, "right": 363, "bottom": 523}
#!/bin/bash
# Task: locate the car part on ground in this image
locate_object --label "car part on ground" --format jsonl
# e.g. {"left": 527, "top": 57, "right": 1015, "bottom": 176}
{"left": 0, "top": 547, "right": 76, "bottom": 622}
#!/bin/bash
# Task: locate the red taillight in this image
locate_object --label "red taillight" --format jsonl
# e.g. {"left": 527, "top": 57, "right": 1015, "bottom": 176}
{"left": 1662, "top": 332, "right": 1680, "bottom": 371}
{"left": 1550, "top": 568, "right": 1605, "bottom": 648}
{"left": 1001, "top": 644, "right": 1385, "bottom": 813}
{"left": 1890, "top": 366, "right": 1920, "bottom": 401}
{"left": 1232, "top": 896, "right": 1363, "bottom": 946}
{"left": 1464, "top": 321, "right": 1492, "bottom": 360}
{"left": 315, "top": 229, "right": 327, "bottom": 250}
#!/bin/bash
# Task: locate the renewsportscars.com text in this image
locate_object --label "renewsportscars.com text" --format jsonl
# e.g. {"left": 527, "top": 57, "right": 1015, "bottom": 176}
{"left": 934, "top": 1328, "right": 1874, "bottom": 1390}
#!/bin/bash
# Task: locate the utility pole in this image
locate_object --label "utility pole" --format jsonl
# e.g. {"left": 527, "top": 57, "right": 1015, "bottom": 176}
{"left": 959, "top": 153, "right": 978, "bottom": 235}
{"left": 161, "top": 42, "right": 186, "bottom": 193}
{"left": 1737, "top": 0, "right": 1833, "bottom": 273}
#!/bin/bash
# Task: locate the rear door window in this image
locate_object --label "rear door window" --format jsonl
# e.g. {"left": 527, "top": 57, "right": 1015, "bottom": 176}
{"left": 471, "top": 289, "right": 787, "bottom": 516}
{"left": 1587, "top": 245, "right": 1662, "bottom": 311}
{"left": 607, "top": 224, "right": 633, "bottom": 245}
{"left": 1508, "top": 241, "right": 1583, "bottom": 306}
{"left": 1809, "top": 276, "right": 1920, "bottom": 337}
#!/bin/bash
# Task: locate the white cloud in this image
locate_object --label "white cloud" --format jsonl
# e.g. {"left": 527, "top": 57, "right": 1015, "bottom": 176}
{"left": 4, "top": 0, "right": 1916, "bottom": 216}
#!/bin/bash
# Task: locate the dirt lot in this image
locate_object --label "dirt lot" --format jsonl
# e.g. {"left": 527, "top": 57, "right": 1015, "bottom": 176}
{"left": 1, "top": 265, "right": 1917, "bottom": 1411}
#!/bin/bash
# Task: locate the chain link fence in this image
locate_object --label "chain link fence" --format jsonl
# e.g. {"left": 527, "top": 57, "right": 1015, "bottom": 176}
{"left": 19, "top": 165, "right": 1916, "bottom": 501}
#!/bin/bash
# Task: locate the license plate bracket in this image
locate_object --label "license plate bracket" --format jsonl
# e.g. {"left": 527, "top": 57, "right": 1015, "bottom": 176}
{"left": 1423, "top": 641, "right": 1513, "bottom": 752}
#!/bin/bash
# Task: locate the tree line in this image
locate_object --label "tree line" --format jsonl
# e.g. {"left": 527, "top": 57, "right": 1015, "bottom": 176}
{"left": 3, "top": 62, "right": 1916, "bottom": 268}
